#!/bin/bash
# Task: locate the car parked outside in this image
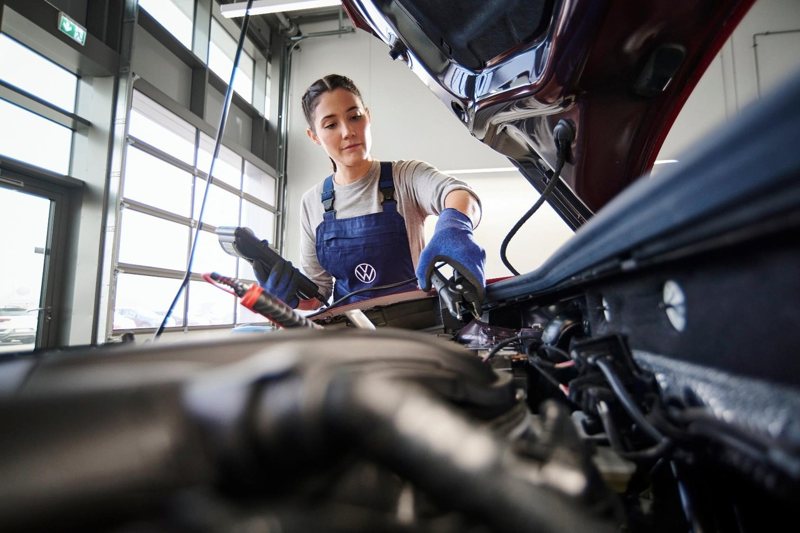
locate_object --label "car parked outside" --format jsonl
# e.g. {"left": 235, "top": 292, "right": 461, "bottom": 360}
{"left": 0, "top": 306, "right": 37, "bottom": 345}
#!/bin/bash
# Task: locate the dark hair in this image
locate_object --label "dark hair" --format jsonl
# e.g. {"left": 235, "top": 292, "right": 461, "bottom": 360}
{"left": 301, "top": 74, "right": 363, "bottom": 129}
{"left": 301, "top": 74, "right": 364, "bottom": 173}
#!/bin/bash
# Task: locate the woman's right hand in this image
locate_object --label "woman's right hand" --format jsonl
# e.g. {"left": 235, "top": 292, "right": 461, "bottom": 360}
{"left": 254, "top": 260, "right": 302, "bottom": 308}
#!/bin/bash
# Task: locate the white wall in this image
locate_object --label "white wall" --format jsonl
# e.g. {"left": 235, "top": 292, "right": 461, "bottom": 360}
{"left": 283, "top": 23, "right": 572, "bottom": 278}
{"left": 658, "top": 0, "right": 800, "bottom": 161}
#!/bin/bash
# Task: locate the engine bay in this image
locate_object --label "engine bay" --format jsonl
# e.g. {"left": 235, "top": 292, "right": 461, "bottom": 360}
{"left": 305, "top": 227, "right": 799, "bottom": 532}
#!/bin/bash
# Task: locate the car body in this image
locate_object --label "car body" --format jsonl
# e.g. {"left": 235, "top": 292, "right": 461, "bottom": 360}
{"left": 114, "top": 307, "right": 178, "bottom": 329}
{"left": 0, "top": 307, "right": 37, "bottom": 345}
{"left": 1, "top": 1, "right": 799, "bottom": 531}
{"left": 343, "top": 0, "right": 756, "bottom": 224}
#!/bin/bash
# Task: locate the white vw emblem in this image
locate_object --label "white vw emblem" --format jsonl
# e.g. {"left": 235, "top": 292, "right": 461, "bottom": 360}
{"left": 354, "top": 263, "right": 377, "bottom": 284}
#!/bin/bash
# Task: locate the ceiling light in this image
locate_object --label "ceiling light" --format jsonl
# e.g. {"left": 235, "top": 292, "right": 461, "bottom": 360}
{"left": 221, "top": 0, "right": 341, "bottom": 18}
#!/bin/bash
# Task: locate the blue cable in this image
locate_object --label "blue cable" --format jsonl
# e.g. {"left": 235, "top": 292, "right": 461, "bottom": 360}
{"left": 154, "top": 0, "right": 255, "bottom": 339}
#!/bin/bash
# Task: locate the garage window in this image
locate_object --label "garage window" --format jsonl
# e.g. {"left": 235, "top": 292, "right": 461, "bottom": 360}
{"left": 0, "top": 100, "right": 72, "bottom": 175}
{"left": 138, "top": 0, "right": 195, "bottom": 50}
{"left": 0, "top": 34, "right": 77, "bottom": 174}
{"left": 209, "top": 19, "right": 254, "bottom": 103}
{"left": 113, "top": 88, "right": 276, "bottom": 331}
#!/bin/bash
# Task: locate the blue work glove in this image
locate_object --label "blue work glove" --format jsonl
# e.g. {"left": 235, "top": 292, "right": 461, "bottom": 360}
{"left": 254, "top": 259, "right": 301, "bottom": 309}
{"left": 416, "top": 208, "right": 486, "bottom": 300}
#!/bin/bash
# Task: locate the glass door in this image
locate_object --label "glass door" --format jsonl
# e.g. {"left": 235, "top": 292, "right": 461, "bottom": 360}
{"left": 0, "top": 186, "right": 52, "bottom": 353}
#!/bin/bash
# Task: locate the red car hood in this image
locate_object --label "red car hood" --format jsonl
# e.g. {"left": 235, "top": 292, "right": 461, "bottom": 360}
{"left": 342, "top": 0, "right": 755, "bottom": 228}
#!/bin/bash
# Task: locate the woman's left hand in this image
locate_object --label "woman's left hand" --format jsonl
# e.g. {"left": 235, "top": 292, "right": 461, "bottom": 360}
{"left": 416, "top": 208, "right": 486, "bottom": 300}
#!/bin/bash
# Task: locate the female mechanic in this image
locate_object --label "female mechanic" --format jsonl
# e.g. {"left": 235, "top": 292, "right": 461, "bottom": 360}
{"left": 258, "top": 74, "right": 485, "bottom": 310}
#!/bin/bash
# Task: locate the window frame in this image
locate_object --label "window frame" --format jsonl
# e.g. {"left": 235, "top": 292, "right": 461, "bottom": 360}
{"left": 109, "top": 80, "right": 279, "bottom": 335}
{"left": 0, "top": 29, "right": 88, "bottom": 350}
{"left": 0, "top": 32, "right": 83, "bottom": 175}
{"left": 208, "top": 16, "right": 257, "bottom": 104}
{"left": 137, "top": 0, "right": 196, "bottom": 51}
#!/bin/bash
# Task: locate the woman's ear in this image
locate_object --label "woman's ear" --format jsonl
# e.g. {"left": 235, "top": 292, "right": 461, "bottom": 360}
{"left": 306, "top": 127, "right": 320, "bottom": 145}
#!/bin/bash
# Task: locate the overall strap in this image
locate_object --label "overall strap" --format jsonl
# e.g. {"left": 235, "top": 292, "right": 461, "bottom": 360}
{"left": 321, "top": 175, "right": 335, "bottom": 220}
{"left": 379, "top": 161, "right": 397, "bottom": 213}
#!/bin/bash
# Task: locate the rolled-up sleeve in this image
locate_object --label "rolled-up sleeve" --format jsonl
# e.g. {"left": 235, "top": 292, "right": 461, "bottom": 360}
{"left": 396, "top": 160, "right": 481, "bottom": 219}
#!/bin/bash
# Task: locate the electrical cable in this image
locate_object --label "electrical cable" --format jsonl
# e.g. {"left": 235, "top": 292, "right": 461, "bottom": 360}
{"left": 482, "top": 334, "right": 539, "bottom": 362}
{"left": 500, "top": 157, "right": 565, "bottom": 276}
{"left": 500, "top": 120, "right": 574, "bottom": 276}
{"left": 671, "top": 461, "right": 699, "bottom": 533}
{"left": 154, "top": 0, "right": 255, "bottom": 339}
{"left": 597, "top": 400, "right": 627, "bottom": 451}
{"left": 527, "top": 355, "right": 556, "bottom": 368}
{"left": 594, "top": 356, "right": 667, "bottom": 444}
{"left": 528, "top": 358, "right": 569, "bottom": 396}
{"left": 202, "top": 272, "right": 236, "bottom": 296}
{"left": 305, "top": 276, "right": 418, "bottom": 318}
{"left": 528, "top": 353, "right": 576, "bottom": 371}
{"left": 483, "top": 337, "right": 568, "bottom": 396}
{"left": 597, "top": 400, "right": 673, "bottom": 461}
{"left": 482, "top": 336, "right": 521, "bottom": 362}
{"left": 526, "top": 352, "right": 571, "bottom": 396}
{"left": 539, "top": 344, "right": 573, "bottom": 363}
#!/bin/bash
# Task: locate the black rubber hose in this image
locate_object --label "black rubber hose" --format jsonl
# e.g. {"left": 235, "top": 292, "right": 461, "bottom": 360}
{"left": 597, "top": 400, "right": 672, "bottom": 461}
{"left": 595, "top": 357, "right": 666, "bottom": 444}
{"left": 319, "top": 376, "right": 618, "bottom": 533}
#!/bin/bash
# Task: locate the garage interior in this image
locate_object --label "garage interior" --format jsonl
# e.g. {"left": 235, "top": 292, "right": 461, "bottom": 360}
{"left": 1, "top": 1, "right": 800, "bottom": 532}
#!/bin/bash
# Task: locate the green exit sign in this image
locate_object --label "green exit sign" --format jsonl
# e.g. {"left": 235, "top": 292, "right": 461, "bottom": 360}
{"left": 58, "top": 13, "right": 86, "bottom": 46}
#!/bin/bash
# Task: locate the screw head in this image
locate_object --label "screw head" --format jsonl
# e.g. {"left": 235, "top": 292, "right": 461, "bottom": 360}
{"left": 663, "top": 280, "right": 687, "bottom": 332}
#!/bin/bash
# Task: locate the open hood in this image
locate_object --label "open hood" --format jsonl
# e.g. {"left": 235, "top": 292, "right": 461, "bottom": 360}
{"left": 341, "top": 0, "right": 755, "bottom": 227}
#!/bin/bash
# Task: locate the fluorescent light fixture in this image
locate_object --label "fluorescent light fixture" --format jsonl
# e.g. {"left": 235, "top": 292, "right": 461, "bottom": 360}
{"left": 654, "top": 159, "right": 679, "bottom": 165}
{"left": 221, "top": 0, "right": 341, "bottom": 18}
{"left": 442, "top": 167, "right": 518, "bottom": 175}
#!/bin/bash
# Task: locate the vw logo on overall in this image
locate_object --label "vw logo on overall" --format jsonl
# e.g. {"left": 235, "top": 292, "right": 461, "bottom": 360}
{"left": 355, "top": 263, "right": 377, "bottom": 284}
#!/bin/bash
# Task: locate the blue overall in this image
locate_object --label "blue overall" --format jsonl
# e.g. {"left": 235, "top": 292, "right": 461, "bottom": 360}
{"left": 316, "top": 162, "right": 418, "bottom": 305}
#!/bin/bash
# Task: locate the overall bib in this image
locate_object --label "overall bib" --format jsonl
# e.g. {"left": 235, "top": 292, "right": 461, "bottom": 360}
{"left": 316, "top": 162, "right": 418, "bottom": 305}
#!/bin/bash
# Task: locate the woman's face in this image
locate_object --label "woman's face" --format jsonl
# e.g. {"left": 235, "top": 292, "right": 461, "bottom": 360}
{"left": 307, "top": 88, "right": 372, "bottom": 170}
